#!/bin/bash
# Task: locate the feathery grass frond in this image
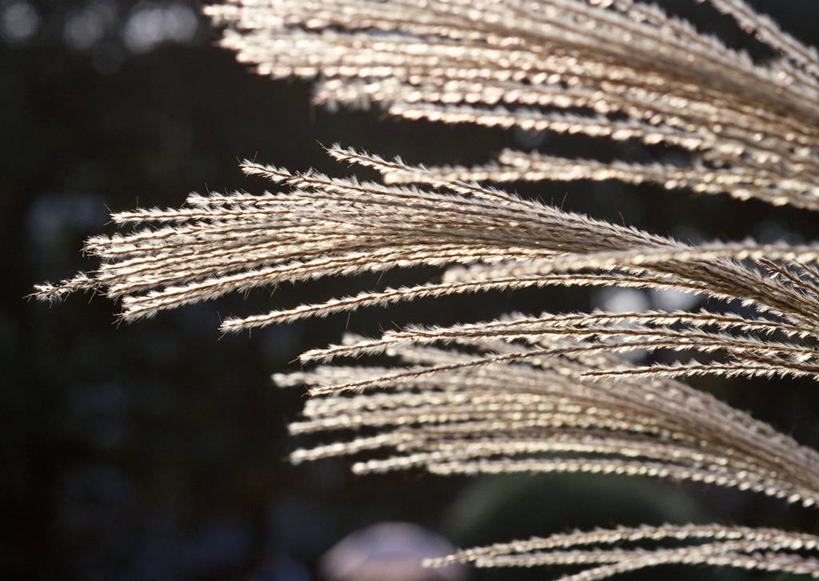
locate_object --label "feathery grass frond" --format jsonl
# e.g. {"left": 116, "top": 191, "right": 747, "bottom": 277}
{"left": 35, "top": 143, "right": 819, "bottom": 572}
{"left": 205, "top": 0, "right": 819, "bottom": 209}
{"left": 424, "top": 524, "right": 819, "bottom": 579}
{"left": 37, "top": 0, "right": 819, "bottom": 578}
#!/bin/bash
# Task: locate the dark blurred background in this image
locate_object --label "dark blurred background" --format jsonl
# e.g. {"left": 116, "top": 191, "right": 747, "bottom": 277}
{"left": 3, "top": 1, "right": 818, "bottom": 580}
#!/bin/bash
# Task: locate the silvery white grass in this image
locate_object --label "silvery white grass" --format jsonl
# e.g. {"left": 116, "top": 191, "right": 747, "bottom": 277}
{"left": 36, "top": 0, "right": 819, "bottom": 579}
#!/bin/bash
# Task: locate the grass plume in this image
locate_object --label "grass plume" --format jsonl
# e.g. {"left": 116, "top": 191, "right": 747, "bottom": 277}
{"left": 37, "top": 0, "right": 819, "bottom": 578}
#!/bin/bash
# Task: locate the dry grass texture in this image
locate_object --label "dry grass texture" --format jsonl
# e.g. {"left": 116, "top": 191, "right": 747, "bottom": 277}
{"left": 37, "top": 0, "right": 819, "bottom": 579}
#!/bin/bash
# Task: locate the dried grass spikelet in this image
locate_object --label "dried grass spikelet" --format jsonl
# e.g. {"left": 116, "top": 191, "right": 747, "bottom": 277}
{"left": 35, "top": 145, "right": 819, "bottom": 578}
{"left": 205, "top": 0, "right": 819, "bottom": 210}
{"left": 424, "top": 524, "right": 819, "bottom": 579}
{"left": 36, "top": 0, "right": 819, "bottom": 579}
